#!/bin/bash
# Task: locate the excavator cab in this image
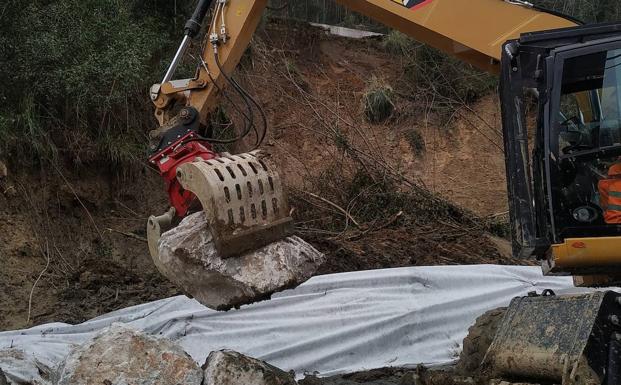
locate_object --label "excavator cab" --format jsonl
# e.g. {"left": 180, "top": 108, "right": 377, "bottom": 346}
{"left": 501, "top": 23, "right": 621, "bottom": 284}
{"left": 459, "top": 25, "right": 621, "bottom": 385}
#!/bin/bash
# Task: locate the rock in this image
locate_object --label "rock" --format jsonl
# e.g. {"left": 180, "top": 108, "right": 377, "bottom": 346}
{"left": 0, "top": 368, "right": 7, "bottom": 385}
{"left": 56, "top": 323, "right": 203, "bottom": 385}
{"left": 399, "top": 372, "right": 422, "bottom": 385}
{"left": 0, "top": 161, "right": 6, "bottom": 179}
{"left": 298, "top": 376, "right": 323, "bottom": 385}
{"left": 202, "top": 350, "right": 297, "bottom": 385}
{"left": 0, "top": 348, "right": 54, "bottom": 385}
{"left": 156, "top": 211, "right": 325, "bottom": 310}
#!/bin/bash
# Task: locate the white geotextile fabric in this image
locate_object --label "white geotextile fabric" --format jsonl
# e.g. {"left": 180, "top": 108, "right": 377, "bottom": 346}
{"left": 0, "top": 265, "right": 585, "bottom": 384}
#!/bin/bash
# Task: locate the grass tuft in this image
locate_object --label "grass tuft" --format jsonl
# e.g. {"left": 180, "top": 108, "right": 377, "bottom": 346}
{"left": 363, "top": 78, "right": 395, "bottom": 124}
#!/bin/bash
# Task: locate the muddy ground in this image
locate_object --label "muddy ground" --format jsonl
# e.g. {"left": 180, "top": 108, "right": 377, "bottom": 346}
{"left": 0, "top": 21, "right": 517, "bottom": 334}
{"left": 301, "top": 368, "right": 426, "bottom": 385}
{"left": 300, "top": 367, "right": 482, "bottom": 385}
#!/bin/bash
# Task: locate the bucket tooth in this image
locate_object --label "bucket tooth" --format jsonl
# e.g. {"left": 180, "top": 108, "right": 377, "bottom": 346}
{"left": 147, "top": 207, "right": 176, "bottom": 260}
{"left": 175, "top": 151, "right": 292, "bottom": 258}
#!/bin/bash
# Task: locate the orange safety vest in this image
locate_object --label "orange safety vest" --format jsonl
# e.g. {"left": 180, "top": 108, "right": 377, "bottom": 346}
{"left": 599, "top": 178, "right": 621, "bottom": 224}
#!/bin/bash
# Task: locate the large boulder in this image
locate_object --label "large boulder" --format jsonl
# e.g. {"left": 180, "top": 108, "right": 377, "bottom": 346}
{"left": 56, "top": 323, "right": 203, "bottom": 385}
{"left": 155, "top": 211, "right": 325, "bottom": 310}
{"left": 202, "top": 350, "right": 297, "bottom": 385}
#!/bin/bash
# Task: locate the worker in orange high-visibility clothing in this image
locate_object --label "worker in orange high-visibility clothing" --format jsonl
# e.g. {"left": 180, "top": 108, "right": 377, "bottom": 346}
{"left": 599, "top": 161, "right": 621, "bottom": 224}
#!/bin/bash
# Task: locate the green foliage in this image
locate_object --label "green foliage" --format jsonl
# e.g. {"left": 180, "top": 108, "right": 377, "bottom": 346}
{"left": 344, "top": 171, "right": 407, "bottom": 223}
{"left": 382, "top": 31, "right": 496, "bottom": 122}
{"left": 0, "top": 96, "right": 58, "bottom": 162}
{"left": 1, "top": 0, "right": 618, "bottom": 171}
{"left": 209, "top": 107, "right": 235, "bottom": 153}
{"left": 414, "top": 44, "right": 497, "bottom": 104}
{"left": 533, "top": 0, "right": 621, "bottom": 23}
{"left": 363, "top": 78, "right": 395, "bottom": 123}
{"left": 382, "top": 30, "right": 414, "bottom": 56}
{"left": 332, "top": 127, "right": 352, "bottom": 153}
{"left": 312, "top": 167, "right": 467, "bottom": 231}
{"left": 0, "top": 0, "right": 189, "bottom": 167}
{"left": 486, "top": 217, "right": 511, "bottom": 239}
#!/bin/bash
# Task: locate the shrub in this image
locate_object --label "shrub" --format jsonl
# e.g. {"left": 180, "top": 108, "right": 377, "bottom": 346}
{"left": 534, "top": 0, "right": 621, "bottom": 23}
{"left": 363, "top": 78, "right": 395, "bottom": 123}
{"left": 381, "top": 32, "right": 496, "bottom": 121}
{"left": 0, "top": 0, "right": 184, "bottom": 168}
{"left": 382, "top": 30, "right": 414, "bottom": 56}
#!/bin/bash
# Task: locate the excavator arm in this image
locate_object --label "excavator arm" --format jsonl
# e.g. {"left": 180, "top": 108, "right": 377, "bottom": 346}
{"left": 146, "top": 0, "right": 577, "bottom": 259}
{"left": 150, "top": 0, "right": 268, "bottom": 127}
{"left": 334, "top": 0, "right": 576, "bottom": 72}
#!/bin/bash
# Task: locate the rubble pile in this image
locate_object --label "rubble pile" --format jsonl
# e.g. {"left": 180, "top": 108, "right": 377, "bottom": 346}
{"left": 0, "top": 323, "right": 547, "bottom": 385}
{"left": 0, "top": 324, "right": 299, "bottom": 385}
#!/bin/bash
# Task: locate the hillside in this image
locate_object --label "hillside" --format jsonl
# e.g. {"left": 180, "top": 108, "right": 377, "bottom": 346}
{"left": 0, "top": 21, "right": 515, "bottom": 331}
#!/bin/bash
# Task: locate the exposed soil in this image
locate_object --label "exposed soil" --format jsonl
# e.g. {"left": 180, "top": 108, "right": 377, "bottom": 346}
{"left": 233, "top": 21, "right": 518, "bottom": 273}
{"left": 413, "top": 96, "right": 507, "bottom": 217}
{"left": 0, "top": 169, "right": 179, "bottom": 330}
{"left": 0, "top": 21, "right": 515, "bottom": 333}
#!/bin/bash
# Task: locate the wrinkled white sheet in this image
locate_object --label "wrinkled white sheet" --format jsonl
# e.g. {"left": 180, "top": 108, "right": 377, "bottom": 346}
{"left": 0, "top": 265, "right": 583, "bottom": 384}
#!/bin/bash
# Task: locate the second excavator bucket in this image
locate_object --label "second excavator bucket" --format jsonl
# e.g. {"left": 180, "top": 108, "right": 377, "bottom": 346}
{"left": 482, "top": 291, "right": 621, "bottom": 384}
{"left": 173, "top": 151, "right": 292, "bottom": 258}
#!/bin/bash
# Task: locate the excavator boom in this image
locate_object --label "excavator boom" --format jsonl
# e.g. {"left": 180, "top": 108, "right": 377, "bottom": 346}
{"left": 336, "top": 0, "right": 576, "bottom": 72}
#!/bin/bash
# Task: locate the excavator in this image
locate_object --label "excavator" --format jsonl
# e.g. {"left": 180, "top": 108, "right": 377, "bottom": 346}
{"left": 144, "top": 0, "right": 621, "bottom": 383}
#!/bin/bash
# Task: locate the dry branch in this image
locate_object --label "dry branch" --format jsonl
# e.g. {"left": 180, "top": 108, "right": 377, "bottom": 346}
{"left": 301, "top": 190, "right": 360, "bottom": 227}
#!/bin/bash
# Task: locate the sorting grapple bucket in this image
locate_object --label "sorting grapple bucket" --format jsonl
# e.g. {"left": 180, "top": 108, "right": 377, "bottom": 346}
{"left": 481, "top": 291, "right": 621, "bottom": 385}
{"left": 175, "top": 151, "right": 292, "bottom": 257}
{"left": 147, "top": 151, "right": 292, "bottom": 259}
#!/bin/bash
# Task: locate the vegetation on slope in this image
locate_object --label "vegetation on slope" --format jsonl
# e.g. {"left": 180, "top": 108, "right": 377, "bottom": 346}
{"left": 0, "top": 0, "right": 618, "bottom": 169}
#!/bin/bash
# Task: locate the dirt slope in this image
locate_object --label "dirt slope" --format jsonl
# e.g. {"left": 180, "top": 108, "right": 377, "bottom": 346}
{"left": 0, "top": 171, "right": 179, "bottom": 330}
{"left": 0, "top": 22, "right": 511, "bottom": 331}
{"left": 244, "top": 23, "right": 507, "bottom": 218}
{"left": 413, "top": 96, "right": 507, "bottom": 217}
